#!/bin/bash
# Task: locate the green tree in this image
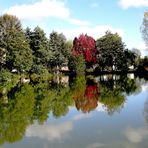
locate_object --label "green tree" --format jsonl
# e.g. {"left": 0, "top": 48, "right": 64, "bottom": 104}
{"left": 0, "top": 14, "right": 32, "bottom": 73}
{"left": 68, "top": 54, "right": 86, "bottom": 74}
{"left": 49, "top": 31, "right": 68, "bottom": 72}
{"left": 65, "top": 40, "right": 73, "bottom": 59}
{"left": 25, "top": 26, "right": 51, "bottom": 73}
{"left": 96, "top": 31, "right": 127, "bottom": 71}
{"left": 124, "top": 48, "right": 141, "bottom": 70}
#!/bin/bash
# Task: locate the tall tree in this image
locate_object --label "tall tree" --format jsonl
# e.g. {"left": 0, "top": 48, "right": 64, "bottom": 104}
{"left": 49, "top": 31, "right": 68, "bottom": 71}
{"left": 0, "top": 14, "right": 33, "bottom": 73}
{"left": 96, "top": 31, "right": 126, "bottom": 71}
{"left": 25, "top": 26, "right": 50, "bottom": 73}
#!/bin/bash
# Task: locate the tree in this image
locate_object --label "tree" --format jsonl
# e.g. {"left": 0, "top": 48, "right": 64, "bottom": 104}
{"left": 131, "top": 48, "right": 141, "bottom": 68}
{"left": 72, "top": 34, "right": 96, "bottom": 67}
{"left": 68, "top": 54, "right": 86, "bottom": 74}
{"left": 25, "top": 26, "right": 51, "bottom": 72}
{"left": 124, "top": 48, "right": 141, "bottom": 70}
{"left": 96, "top": 31, "right": 126, "bottom": 71}
{"left": 0, "top": 14, "right": 33, "bottom": 73}
{"left": 49, "top": 31, "right": 68, "bottom": 72}
{"left": 141, "top": 12, "right": 148, "bottom": 47}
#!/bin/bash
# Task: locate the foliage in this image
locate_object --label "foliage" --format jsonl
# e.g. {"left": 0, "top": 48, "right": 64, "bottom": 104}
{"left": 72, "top": 34, "right": 96, "bottom": 66}
{"left": 30, "top": 73, "right": 52, "bottom": 82}
{"left": 0, "top": 47, "right": 6, "bottom": 69}
{"left": 0, "top": 14, "right": 33, "bottom": 73}
{"left": 49, "top": 31, "right": 68, "bottom": 71}
{"left": 124, "top": 48, "right": 141, "bottom": 70}
{"left": 68, "top": 54, "right": 86, "bottom": 74}
{"left": 25, "top": 26, "right": 50, "bottom": 69}
{"left": 0, "top": 69, "right": 12, "bottom": 82}
{"left": 96, "top": 31, "right": 126, "bottom": 71}
{"left": 31, "top": 64, "right": 49, "bottom": 75}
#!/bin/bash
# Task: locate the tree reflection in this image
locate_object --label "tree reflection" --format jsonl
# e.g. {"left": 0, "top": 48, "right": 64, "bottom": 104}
{"left": 0, "top": 80, "right": 74, "bottom": 144}
{"left": 70, "top": 76, "right": 100, "bottom": 113}
{"left": 50, "top": 83, "right": 73, "bottom": 118}
{"left": 99, "top": 84, "right": 125, "bottom": 115}
{"left": 0, "top": 84, "right": 35, "bottom": 144}
{"left": 0, "top": 74, "right": 143, "bottom": 145}
{"left": 117, "top": 75, "right": 141, "bottom": 95}
{"left": 33, "top": 82, "right": 56, "bottom": 123}
{"left": 98, "top": 74, "right": 141, "bottom": 115}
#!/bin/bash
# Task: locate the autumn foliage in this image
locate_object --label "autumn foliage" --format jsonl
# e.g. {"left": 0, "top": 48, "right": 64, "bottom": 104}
{"left": 73, "top": 80, "right": 100, "bottom": 113}
{"left": 72, "top": 34, "right": 97, "bottom": 64}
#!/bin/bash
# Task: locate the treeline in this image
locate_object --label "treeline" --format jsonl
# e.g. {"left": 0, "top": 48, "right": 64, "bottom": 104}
{"left": 0, "top": 14, "right": 147, "bottom": 80}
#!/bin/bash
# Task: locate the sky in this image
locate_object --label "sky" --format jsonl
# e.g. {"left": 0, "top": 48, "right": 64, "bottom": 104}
{"left": 0, "top": 0, "right": 148, "bottom": 56}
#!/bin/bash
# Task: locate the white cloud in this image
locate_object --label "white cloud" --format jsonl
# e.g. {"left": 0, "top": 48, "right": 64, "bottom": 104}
{"left": 3, "top": 0, "right": 90, "bottom": 26}
{"left": 119, "top": 0, "right": 148, "bottom": 9}
{"left": 58, "top": 25, "right": 125, "bottom": 40}
{"left": 68, "top": 18, "right": 91, "bottom": 26}
{"left": 91, "top": 3, "right": 99, "bottom": 8}
{"left": 4, "top": 0, "right": 70, "bottom": 20}
{"left": 124, "top": 126, "right": 148, "bottom": 143}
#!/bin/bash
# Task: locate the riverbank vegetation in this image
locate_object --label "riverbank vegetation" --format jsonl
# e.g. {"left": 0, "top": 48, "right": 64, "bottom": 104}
{"left": 0, "top": 14, "right": 148, "bottom": 82}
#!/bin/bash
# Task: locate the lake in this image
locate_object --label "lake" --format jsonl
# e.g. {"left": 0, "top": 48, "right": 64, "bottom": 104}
{"left": 0, "top": 74, "right": 148, "bottom": 148}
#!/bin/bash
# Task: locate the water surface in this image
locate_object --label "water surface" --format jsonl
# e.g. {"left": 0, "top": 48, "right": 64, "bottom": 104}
{"left": 0, "top": 74, "right": 148, "bottom": 148}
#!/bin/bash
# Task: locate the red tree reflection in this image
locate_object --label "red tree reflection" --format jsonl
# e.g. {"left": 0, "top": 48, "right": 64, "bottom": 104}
{"left": 73, "top": 79, "right": 100, "bottom": 113}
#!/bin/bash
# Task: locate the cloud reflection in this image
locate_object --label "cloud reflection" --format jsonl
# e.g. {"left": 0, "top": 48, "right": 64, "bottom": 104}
{"left": 141, "top": 83, "right": 148, "bottom": 92}
{"left": 124, "top": 126, "right": 148, "bottom": 143}
{"left": 26, "top": 113, "right": 92, "bottom": 141}
{"left": 26, "top": 121, "right": 73, "bottom": 141}
{"left": 86, "top": 142, "right": 105, "bottom": 148}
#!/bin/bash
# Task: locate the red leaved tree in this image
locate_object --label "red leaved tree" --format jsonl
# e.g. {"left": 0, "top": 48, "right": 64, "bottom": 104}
{"left": 72, "top": 34, "right": 97, "bottom": 66}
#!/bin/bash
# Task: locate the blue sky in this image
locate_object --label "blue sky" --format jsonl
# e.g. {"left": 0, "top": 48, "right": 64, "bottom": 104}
{"left": 0, "top": 0, "right": 148, "bottom": 56}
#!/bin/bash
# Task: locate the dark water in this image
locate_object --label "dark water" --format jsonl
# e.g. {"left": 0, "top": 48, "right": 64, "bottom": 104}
{"left": 0, "top": 74, "right": 148, "bottom": 148}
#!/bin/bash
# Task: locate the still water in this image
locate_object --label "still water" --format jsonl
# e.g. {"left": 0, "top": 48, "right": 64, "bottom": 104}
{"left": 0, "top": 74, "right": 148, "bottom": 148}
